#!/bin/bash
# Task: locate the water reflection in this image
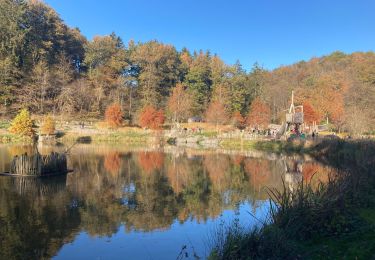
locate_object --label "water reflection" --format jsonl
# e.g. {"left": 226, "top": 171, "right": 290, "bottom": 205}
{"left": 0, "top": 175, "right": 79, "bottom": 260}
{"left": 0, "top": 145, "right": 336, "bottom": 259}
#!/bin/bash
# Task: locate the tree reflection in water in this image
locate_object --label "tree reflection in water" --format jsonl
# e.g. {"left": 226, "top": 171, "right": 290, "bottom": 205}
{"left": 0, "top": 176, "right": 80, "bottom": 260}
{"left": 0, "top": 145, "right": 335, "bottom": 259}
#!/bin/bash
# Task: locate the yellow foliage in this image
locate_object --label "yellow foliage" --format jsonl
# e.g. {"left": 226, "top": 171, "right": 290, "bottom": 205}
{"left": 8, "top": 109, "right": 35, "bottom": 137}
{"left": 40, "top": 116, "right": 55, "bottom": 135}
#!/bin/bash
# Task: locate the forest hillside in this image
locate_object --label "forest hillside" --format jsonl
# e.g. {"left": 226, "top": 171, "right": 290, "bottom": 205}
{"left": 1, "top": 0, "right": 374, "bottom": 134}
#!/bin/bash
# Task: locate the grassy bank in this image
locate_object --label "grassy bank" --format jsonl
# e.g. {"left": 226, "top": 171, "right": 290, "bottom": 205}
{"left": 58, "top": 130, "right": 156, "bottom": 144}
{"left": 209, "top": 139, "right": 375, "bottom": 259}
{"left": 0, "top": 133, "right": 34, "bottom": 144}
{"left": 219, "top": 138, "right": 314, "bottom": 153}
{"left": 0, "top": 130, "right": 154, "bottom": 145}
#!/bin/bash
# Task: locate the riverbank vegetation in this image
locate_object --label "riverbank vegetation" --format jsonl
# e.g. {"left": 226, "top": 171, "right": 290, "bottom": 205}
{"left": 209, "top": 139, "right": 375, "bottom": 259}
{"left": 1, "top": 0, "right": 375, "bottom": 138}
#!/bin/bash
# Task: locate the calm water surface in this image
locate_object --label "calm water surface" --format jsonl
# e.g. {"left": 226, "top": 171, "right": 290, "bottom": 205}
{"left": 0, "top": 144, "right": 335, "bottom": 259}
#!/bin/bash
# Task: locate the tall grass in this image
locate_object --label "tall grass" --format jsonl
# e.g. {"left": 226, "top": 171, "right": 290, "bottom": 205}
{"left": 208, "top": 221, "right": 296, "bottom": 260}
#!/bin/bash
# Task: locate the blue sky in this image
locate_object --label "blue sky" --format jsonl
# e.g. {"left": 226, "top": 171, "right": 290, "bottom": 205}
{"left": 45, "top": 0, "right": 375, "bottom": 71}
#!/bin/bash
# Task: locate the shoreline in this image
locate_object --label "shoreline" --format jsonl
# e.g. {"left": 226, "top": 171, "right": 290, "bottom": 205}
{"left": 0, "top": 127, "right": 350, "bottom": 152}
{"left": 1, "top": 130, "right": 374, "bottom": 258}
{"left": 208, "top": 139, "right": 375, "bottom": 259}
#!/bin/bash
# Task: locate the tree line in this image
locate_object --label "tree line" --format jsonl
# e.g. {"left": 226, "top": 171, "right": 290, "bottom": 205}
{"left": 1, "top": 0, "right": 375, "bottom": 134}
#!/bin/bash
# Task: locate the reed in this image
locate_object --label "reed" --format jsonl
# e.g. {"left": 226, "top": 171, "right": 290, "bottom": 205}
{"left": 10, "top": 152, "right": 67, "bottom": 176}
{"left": 209, "top": 139, "right": 375, "bottom": 259}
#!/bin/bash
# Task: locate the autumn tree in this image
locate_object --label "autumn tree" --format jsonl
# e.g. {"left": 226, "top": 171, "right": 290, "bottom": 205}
{"left": 9, "top": 109, "right": 35, "bottom": 137}
{"left": 315, "top": 73, "right": 347, "bottom": 126}
{"left": 0, "top": 0, "right": 26, "bottom": 110}
{"left": 1, "top": 0, "right": 375, "bottom": 135}
{"left": 57, "top": 79, "right": 96, "bottom": 115}
{"left": 293, "top": 71, "right": 348, "bottom": 128}
{"left": 231, "top": 111, "right": 246, "bottom": 129}
{"left": 84, "top": 34, "right": 127, "bottom": 112}
{"left": 23, "top": 0, "right": 85, "bottom": 68}
{"left": 84, "top": 33, "right": 126, "bottom": 76}
{"left": 246, "top": 98, "right": 271, "bottom": 129}
{"left": 167, "top": 83, "right": 192, "bottom": 123}
{"left": 130, "top": 41, "right": 181, "bottom": 108}
{"left": 40, "top": 116, "right": 55, "bottom": 135}
{"left": 22, "top": 60, "right": 51, "bottom": 113}
{"left": 210, "top": 57, "right": 232, "bottom": 113}
{"left": 0, "top": 0, "right": 85, "bottom": 114}
{"left": 138, "top": 106, "right": 165, "bottom": 129}
{"left": 303, "top": 101, "right": 320, "bottom": 125}
{"left": 205, "top": 100, "right": 229, "bottom": 127}
{"left": 105, "top": 103, "right": 123, "bottom": 128}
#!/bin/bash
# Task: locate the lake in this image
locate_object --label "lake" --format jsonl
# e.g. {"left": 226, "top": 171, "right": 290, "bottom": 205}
{"left": 0, "top": 144, "right": 335, "bottom": 259}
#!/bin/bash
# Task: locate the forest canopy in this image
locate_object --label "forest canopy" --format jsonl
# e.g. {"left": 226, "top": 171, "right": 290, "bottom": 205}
{"left": 1, "top": 0, "right": 374, "bottom": 133}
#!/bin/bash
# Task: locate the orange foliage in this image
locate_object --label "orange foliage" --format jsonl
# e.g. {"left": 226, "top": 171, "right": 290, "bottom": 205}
{"left": 246, "top": 98, "right": 271, "bottom": 128}
{"left": 105, "top": 103, "right": 123, "bottom": 128}
{"left": 231, "top": 111, "right": 246, "bottom": 129}
{"left": 40, "top": 116, "right": 55, "bottom": 135}
{"left": 329, "top": 97, "right": 345, "bottom": 125}
{"left": 205, "top": 100, "right": 228, "bottom": 125}
{"left": 317, "top": 73, "right": 348, "bottom": 125}
{"left": 180, "top": 52, "right": 193, "bottom": 67}
{"left": 232, "top": 155, "right": 245, "bottom": 166}
{"left": 104, "top": 152, "right": 121, "bottom": 176}
{"left": 303, "top": 101, "right": 320, "bottom": 124}
{"left": 137, "top": 152, "right": 164, "bottom": 174}
{"left": 302, "top": 162, "right": 321, "bottom": 183}
{"left": 204, "top": 156, "right": 229, "bottom": 190}
{"left": 244, "top": 158, "right": 271, "bottom": 189}
{"left": 138, "top": 106, "right": 165, "bottom": 129}
{"left": 295, "top": 72, "right": 348, "bottom": 125}
{"left": 302, "top": 162, "right": 332, "bottom": 186}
